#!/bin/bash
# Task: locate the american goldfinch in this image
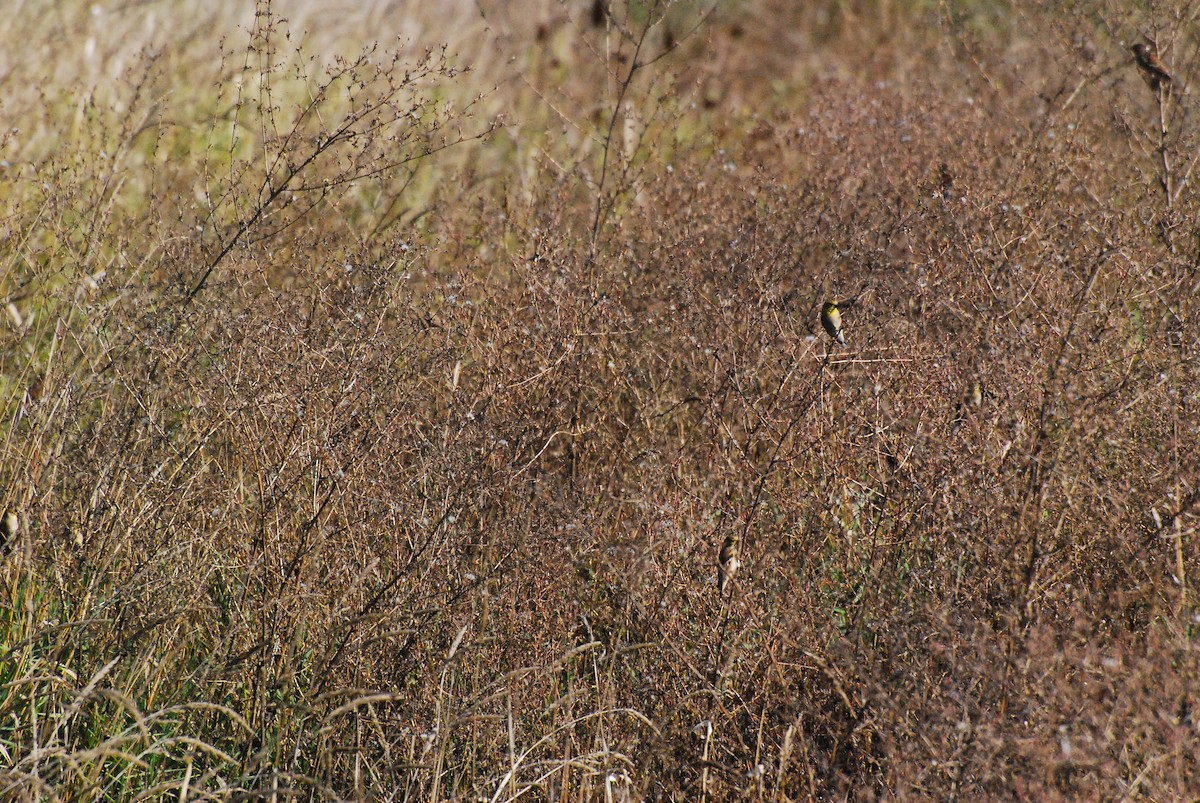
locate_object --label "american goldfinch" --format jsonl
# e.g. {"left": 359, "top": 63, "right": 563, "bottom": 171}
{"left": 966, "top": 381, "right": 983, "bottom": 409}
{"left": 1131, "top": 43, "right": 1173, "bottom": 92}
{"left": 951, "top": 380, "right": 984, "bottom": 433}
{"left": 820, "top": 301, "right": 846, "bottom": 346}
{"left": 717, "top": 534, "right": 740, "bottom": 594}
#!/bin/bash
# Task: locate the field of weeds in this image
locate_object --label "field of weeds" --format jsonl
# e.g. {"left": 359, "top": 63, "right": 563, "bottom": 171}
{"left": 2, "top": 0, "right": 1199, "bottom": 799}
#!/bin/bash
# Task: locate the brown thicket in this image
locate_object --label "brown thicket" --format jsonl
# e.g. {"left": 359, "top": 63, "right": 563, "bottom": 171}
{"left": 2, "top": 1, "right": 1198, "bottom": 799}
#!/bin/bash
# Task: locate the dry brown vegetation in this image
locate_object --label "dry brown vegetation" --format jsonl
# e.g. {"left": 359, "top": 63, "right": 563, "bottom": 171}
{"left": 2, "top": 0, "right": 1200, "bottom": 799}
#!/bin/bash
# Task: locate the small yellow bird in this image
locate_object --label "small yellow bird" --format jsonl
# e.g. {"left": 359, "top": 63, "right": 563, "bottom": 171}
{"left": 717, "top": 533, "right": 740, "bottom": 594}
{"left": 820, "top": 301, "right": 846, "bottom": 346}
{"left": 951, "top": 380, "right": 984, "bottom": 433}
{"left": 966, "top": 381, "right": 983, "bottom": 409}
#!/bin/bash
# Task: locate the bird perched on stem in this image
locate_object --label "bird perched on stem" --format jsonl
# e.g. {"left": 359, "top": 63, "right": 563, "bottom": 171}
{"left": 1131, "top": 43, "right": 1174, "bottom": 93}
{"left": 820, "top": 301, "right": 846, "bottom": 346}
{"left": 1, "top": 509, "right": 16, "bottom": 554}
{"left": 966, "top": 380, "right": 983, "bottom": 409}
{"left": 820, "top": 283, "right": 870, "bottom": 347}
{"left": 717, "top": 533, "right": 740, "bottom": 595}
{"left": 821, "top": 299, "right": 855, "bottom": 349}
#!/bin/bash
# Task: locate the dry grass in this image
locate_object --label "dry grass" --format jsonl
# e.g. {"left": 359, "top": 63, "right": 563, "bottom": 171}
{"left": 2, "top": 0, "right": 1199, "bottom": 799}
